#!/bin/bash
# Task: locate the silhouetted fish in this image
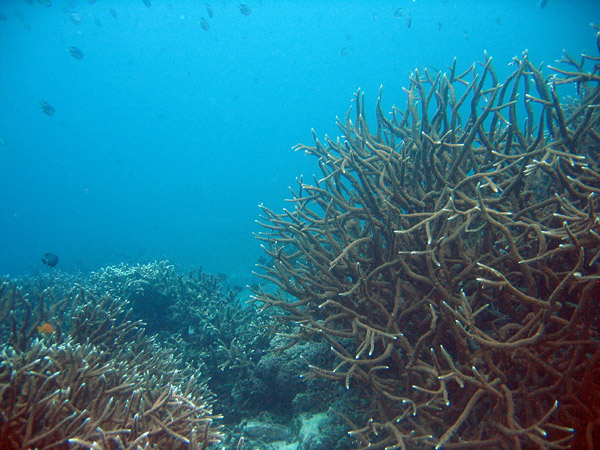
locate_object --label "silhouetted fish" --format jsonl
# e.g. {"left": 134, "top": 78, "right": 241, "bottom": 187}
{"left": 39, "top": 101, "right": 55, "bottom": 116}
{"left": 143, "top": 0, "right": 151, "bottom": 7}
{"left": 538, "top": 0, "right": 547, "bottom": 8}
{"left": 41, "top": 252, "right": 59, "bottom": 267}
{"left": 110, "top": 8, "right": 118, "bottom": 18}
{"left": 68, "top": 46, "right": 84, "bottom": 59}
{"left": 200, "top": 17, "right": 210, "bottom": 30}
{"left": 238, "top": 4, "right": 251, "bottom": 16}
{"left": 216, "top": 273, "right": 228, "bottom": 282}
{"left": 231, "top": 285, "right": 243, "bottom": 295}
{"left": 205, "top": 4, "right": 214, "bottom": 18}
{"left": 37, "top": 0, "right": 52, "bottom": 7}
{"left": 406, "top": 16, "right": 412, "bottom": 28}
{"left": 394, "top": 7, "right": 404, "bottom": 17}
{"left": 65, "top": 10, "right": 83, "bottom": 24}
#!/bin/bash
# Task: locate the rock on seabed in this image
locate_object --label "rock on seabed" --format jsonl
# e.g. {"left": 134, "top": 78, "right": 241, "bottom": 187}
{"left": 243, "top": 421, "right": 292, "bottom": 442}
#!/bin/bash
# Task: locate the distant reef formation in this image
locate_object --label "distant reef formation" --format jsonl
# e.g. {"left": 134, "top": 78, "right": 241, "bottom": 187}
{"left": 255, "top": 30, "right": 600, "bottom": 449}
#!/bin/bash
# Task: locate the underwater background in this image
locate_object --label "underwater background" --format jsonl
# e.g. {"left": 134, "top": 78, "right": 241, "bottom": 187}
{"left": 0, "top": 0, "right": 596, "bottom": 278}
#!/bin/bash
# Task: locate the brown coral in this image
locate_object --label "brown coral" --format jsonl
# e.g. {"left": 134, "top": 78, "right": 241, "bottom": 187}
{"left": 0, "top": 282, "right": 222, "bottom": 450}
{"left": 255, "top": 34, "right": 600, "bottom": 449}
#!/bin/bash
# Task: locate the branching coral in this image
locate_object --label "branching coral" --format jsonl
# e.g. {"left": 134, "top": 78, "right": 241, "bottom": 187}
{"left": 0, "top": 339, "right": 218, "bottom": 450}
{"left": 90, "top": 262, "right": 275, "bottom": 403}
{"left": 255, "top": 31, "right": 600, "bottom": 449}
{"left": 0, "top": 281, "right": 222, "bottom": 449}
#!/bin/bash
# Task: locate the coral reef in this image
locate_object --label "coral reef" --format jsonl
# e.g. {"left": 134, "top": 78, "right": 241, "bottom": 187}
{"left": 1, "top": 339, "right": 216, "bottom": 450}
{"left": 0, "top": 280, "right": 222, "bottom": 449}
{"left": 89, "top": 261, "right": 275, "bottom": 422}
{"left": 89, "top": 260, "right": 189, "bottom": 333}
{"left": 255, "top": 33, "right": 600, "bottom": 449}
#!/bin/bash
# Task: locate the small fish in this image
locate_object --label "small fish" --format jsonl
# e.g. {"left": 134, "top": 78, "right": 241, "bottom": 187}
{"left": 66, "top": 11, "right": 83, "bottom": 24}
{"left": 37, "top": 0, "right": 52, "bottom": 7}
{"left": 406, "top": 16, "right": 412, "bottom": 28}
{"left": 537, "top": 0, "right": 547, "bottom": 8}
{"left": 110, "top": 8, "right": 118, "bottom": 19}
{"left": 88, "top": 0, "right": 96, "bottom": 3}
{"left": 238, "top": 4, "right": 251, "bottom": 16}
{"left": 37, "top": 322, "right": 55, "bottom": 335}
{"left": 437, "top": 22, "right": 443, "bottom": 30}
{"left": 39, "top": 101, "right": 55, "bottom": 116}
{"left": 340, "top": 47, "right": 349, "bottom": 57}
{"left": 199, "top": 17, "right": 210, "bottom": 30}
{"left": 68, "top": 46, "right": 84, "bottom": 59}
{"left": 231, "top": 285, "right": 243, "bottom": 295}
{"left": 394, "top": 7, "right": 404, "bottom": 17}
{"left": 216, "top": 273, "right": 228, "bottom": 282}
{"left": 143, "top": 0, "right": 151, "bottom": 7}
{"left": 41, "top": 252, "right": 59, "bottom": 267}
{"left": 205, "top": 4, "right": 214, "bottom": 18}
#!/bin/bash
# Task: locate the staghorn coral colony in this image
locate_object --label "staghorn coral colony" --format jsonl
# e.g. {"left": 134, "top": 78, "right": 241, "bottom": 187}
{"left": 0, "top": 276, "right": 223, "bottom": 449}
{"left": 255, "top": 30, "right": 600, "bottom": 449}
{"left": 87, "top": 262, "right": 277, "bottom": 424}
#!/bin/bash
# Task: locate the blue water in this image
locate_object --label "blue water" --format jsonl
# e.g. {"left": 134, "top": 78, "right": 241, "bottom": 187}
{"left": 0, "top": 0, "right": 597, "bottom": 277}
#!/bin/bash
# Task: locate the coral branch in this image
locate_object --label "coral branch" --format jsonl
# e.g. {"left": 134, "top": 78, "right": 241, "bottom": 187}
{"left": 256, "top": 32, "right": 600, "bottom": 449}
